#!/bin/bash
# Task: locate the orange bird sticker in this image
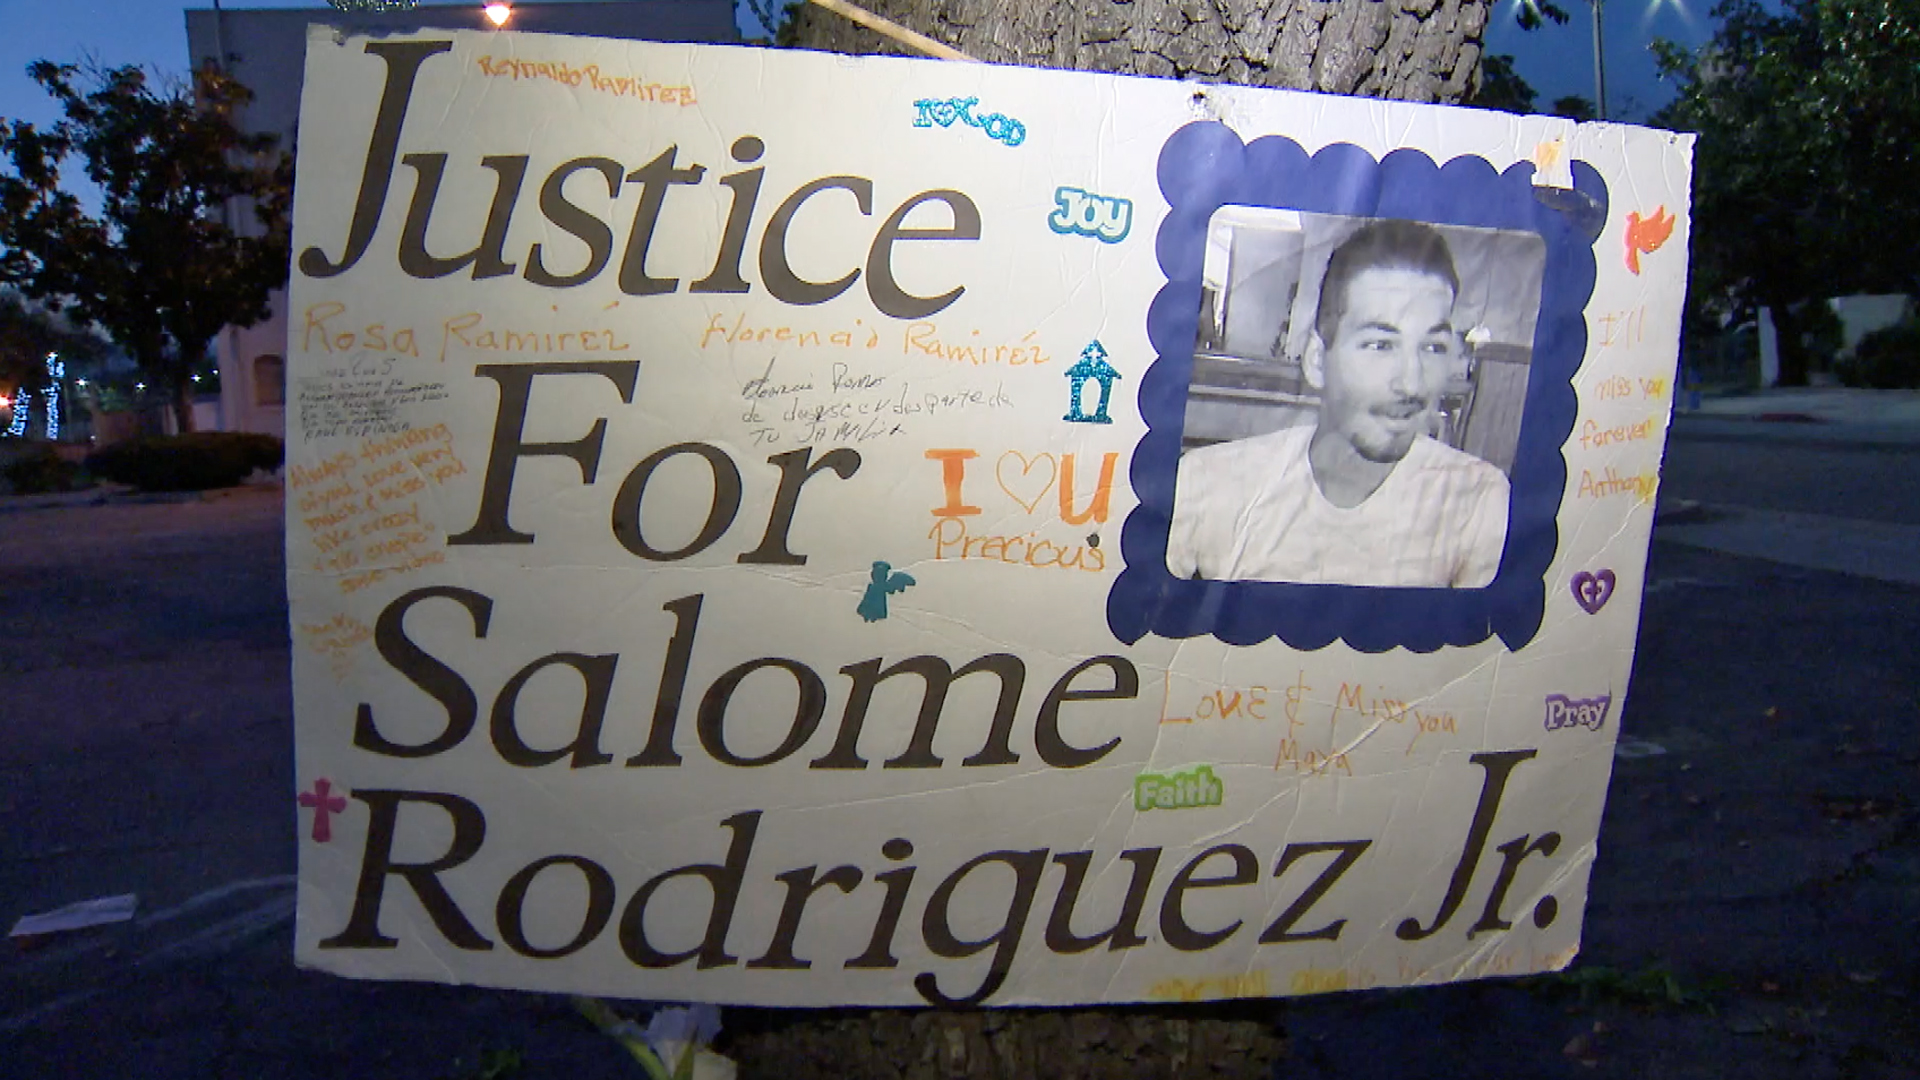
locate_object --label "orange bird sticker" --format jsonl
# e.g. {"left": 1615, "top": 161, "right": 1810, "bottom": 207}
{"left": 1625, "top": 206, "right": 1675, "bottom": 274}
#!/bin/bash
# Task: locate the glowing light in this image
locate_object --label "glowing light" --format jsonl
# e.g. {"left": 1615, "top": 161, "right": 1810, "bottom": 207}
{"left": 483, "top": 3, "right": 512, "bottom": 27}
{"left": 1641, "top": 0, "right": 1697, "bottom": 31}
{"left": 41, "top": 355, "right": 63, "bottom": 439}
{"left": 136, "top": 382, "right": 146, "bottom": 392}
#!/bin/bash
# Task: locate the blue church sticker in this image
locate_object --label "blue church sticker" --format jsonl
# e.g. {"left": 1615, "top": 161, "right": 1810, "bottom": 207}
{"left": 1107, "top": 122, "right": 1605, "bottom": 654}
{"left": 1064, "top": 341, "right": 1122, "bottom": 424}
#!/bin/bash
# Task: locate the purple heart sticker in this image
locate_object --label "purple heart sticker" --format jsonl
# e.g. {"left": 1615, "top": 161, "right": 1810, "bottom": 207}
{"left": 1571, "top": 570, "right": 1616, "bottom": 615}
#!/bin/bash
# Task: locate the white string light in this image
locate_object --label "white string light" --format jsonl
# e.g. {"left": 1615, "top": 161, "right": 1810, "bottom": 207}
{"left": 7, "top": 354, "right": 65, "bottom": 438}
{"left": 41, "top": 354, "right": 64, "bottom": 440}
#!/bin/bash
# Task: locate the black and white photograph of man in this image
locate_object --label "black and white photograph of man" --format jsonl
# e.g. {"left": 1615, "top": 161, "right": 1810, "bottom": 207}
{"left": 1167, "top": 212, "right": 1546, "bottom": 588}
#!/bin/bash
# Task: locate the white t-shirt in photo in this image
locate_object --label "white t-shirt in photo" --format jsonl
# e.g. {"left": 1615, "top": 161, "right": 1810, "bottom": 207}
{"left": 1166, "top": 426, "right": 1509, "bottom": 588}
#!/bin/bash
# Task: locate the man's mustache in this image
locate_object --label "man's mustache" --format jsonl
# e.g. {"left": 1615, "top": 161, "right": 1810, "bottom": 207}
{"left": 1372, "top": 396, "right": 1431, "bottom": 420}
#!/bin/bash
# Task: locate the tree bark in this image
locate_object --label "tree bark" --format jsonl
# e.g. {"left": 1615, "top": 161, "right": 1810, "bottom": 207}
{"left": 171, "top": 375, "right": 198, "bottom": 434}
{"left": 732, "top": 3, "right": 1493, "bottom": 1075}
{"left": 782, "top": 0, "right": 1490, "bottom": 104}
{"left": 725, "top": 1000, "right": 1288, "bottom": 1079}
{"left": 1766, "top": 297, "right": 1811, "bottom": 388}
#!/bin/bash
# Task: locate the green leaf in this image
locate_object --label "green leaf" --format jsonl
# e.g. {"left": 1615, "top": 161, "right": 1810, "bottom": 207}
{"left": 0, "top": 59, "right": 290, "bottom": 429}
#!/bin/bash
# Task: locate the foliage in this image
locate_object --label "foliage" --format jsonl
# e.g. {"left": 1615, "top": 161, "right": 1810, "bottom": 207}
{"left": 1462, "top": 64, "right": 1593, "bottom": 122}
{"left": 0, "top": 61, "right": 291, "bottom": 429}
{"left": 1653, "top": 0, "right": 1920, "bottom": 385}
{"left": 1494, "top": 0, "right": 1597, "bottom": 114}
{"left": 1468, "top": 54, "right": 1538, "bottom": 114}
{"left": 85, "top": 431, "right": 282, "bottom": 492}
{"left": 0, "top": 290, "right": 108, "bottom": 396}
{"left": 1549, "top": 95, "right": 1597, "bottom": 121}
{"left": 571, "top": 998, "right": 718, "bottom": 1080}
{"left": 1521, "top": 962, "right": 1719, "bottom": 1012}
{"left": 1795, "top": 297, "right": 1845, "bottom": 360}
{"left": 470, "top": 1049, "right": 524, "bottom": 1080}
{"left": 2, "top": 442, "right": 86, "bottom": 494}
{"left": 440, "top": 1046, "right": 524, "bottom": 1080}
{"left": 1838, "top": 312, "right": 1920, "bottom": 389}
{"left": 1513, "top": 0, "right": 1575, "bottom": 32}
{"left": 738, "top": 0, "right": 800, "bottom": 39}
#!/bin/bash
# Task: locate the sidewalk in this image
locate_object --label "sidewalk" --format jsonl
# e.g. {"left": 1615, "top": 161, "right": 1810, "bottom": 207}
{"left": 1656, "top": 386, "right": 1920, "bottom": 585}
{"left": 1654, "top": 504, "right": 1920, "bottom": 586}
{"left": 0, "top": 476, "right": 284, "bottom": 514}
{"left": 1671, "top": 386, "right": 1920, "bottom": 449}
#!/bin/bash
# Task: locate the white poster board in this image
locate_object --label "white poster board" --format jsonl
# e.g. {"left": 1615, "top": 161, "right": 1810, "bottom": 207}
{"left": 287, "top": 27, "right": 1693, "bottom": 1007}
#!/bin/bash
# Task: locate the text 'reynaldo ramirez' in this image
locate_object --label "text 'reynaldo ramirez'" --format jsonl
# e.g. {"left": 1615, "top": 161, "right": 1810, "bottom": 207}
{"left": 298, "top": 40, "right": 979, "bottom": 319}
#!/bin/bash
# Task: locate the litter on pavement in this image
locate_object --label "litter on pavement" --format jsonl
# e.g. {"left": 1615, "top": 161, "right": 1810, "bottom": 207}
{"left": 8, "top": 894, "right": 139, "bottom": 940}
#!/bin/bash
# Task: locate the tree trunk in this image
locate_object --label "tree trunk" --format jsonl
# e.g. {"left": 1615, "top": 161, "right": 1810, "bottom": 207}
{"left": 782, "top": 0, "right": 1489, "bottom": 103}
{"left": 732, "top": 2, "right": 1491, "bottom": 1076}
{"left": 171, "top": 376, "right": 198, "bottom": 434}
{"left": 1766, "top": 298, "right": 1811, "bottom": 388}
{"left": 725, "top": 1001, "right": 1288, "bottom": 1080}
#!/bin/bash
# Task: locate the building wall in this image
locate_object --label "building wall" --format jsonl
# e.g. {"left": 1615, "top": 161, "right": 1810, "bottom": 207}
{"left": 185, "top": 2, "right": 739, "bottom": 437}
{"left": 1757, "top": 294, "right": 1911, "bottom": 387}
{"left": 1832, "top": 294, "right": 1910, "bottom": 355}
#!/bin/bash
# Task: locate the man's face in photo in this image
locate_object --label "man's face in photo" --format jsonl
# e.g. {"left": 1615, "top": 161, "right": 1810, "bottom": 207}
{"left": 1307, "top": 266, "right": 1459, "bottom": 465}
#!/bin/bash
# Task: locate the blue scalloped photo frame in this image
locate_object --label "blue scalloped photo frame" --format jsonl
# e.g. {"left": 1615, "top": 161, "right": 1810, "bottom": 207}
{"left": 1108, "top": 122, "right": 1607, "bottom": 654}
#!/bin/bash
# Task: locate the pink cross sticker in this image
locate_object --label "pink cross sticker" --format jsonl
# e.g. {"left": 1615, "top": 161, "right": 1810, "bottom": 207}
{"left": 298, "top": 779, "right": 349, "bottom": 843}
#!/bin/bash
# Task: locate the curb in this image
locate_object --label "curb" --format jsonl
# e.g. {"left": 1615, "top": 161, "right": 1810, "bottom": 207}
{"left": 1652, "top": 497, "right": 1708, "bottom": 526}
{"left": 1666, "top": 417, "right": 1920, "bottom": 452}
{"left": 0, "top": 482, "right": 282, "bottom": 515}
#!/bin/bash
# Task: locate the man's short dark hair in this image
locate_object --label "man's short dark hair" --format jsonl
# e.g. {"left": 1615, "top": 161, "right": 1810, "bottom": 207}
{"left": 1313, "top": 219, "right": 1459, "bottom": 344}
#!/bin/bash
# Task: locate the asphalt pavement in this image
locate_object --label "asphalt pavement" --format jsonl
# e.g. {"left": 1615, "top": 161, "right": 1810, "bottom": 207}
{"left": 1658, "top": 388, "right": 1920, "bottom": 584}
{"left": 2, "top": 391, "right": 1917, "bottom": 1079}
